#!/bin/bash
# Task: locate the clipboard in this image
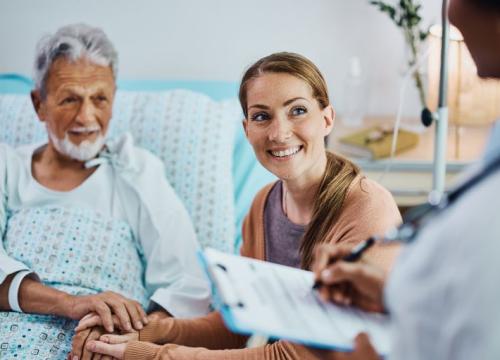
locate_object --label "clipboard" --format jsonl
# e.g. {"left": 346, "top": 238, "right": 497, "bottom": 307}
{"left": 198, "top": 248, "right": 391, "bottom": 354}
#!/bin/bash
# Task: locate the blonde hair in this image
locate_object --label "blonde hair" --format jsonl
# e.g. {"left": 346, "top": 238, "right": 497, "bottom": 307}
{"left": 239, "top": 52, "right": 360, "bottom": 269}
{"left": 300, "top": 152, "right": 359, "bottom": 269}
{"left": 239, "top": 52, "right": 329, "bottom": 118}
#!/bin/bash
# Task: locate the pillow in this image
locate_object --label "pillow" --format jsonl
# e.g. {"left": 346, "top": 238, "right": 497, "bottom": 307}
{"left": 0, "top": 90, "right": 239, "bottom": 253}
{"left": 232, "top": 125, "right": 276, "bottom": 251}
{"left": 0, "top": 74, "right": 32, "bottom": 94}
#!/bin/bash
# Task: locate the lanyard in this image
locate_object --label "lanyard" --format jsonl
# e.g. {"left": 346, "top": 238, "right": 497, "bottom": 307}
{"left": 385, "top": 153, "right": 500, "bottom": 244}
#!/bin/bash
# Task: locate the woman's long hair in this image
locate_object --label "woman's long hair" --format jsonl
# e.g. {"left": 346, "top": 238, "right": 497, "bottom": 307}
{"left": 300, "top": 152, "right": 359, "bottom": 269}
{"left": 239, "top": 52, "right": 360, "bottom": 269}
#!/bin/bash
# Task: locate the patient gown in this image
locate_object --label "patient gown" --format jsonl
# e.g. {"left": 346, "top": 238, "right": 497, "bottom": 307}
{"left": 0, "top": 134, "right": 211, "bottom": 359}
{"left": 1, "top": 206, "right": 148, "bottom": 358}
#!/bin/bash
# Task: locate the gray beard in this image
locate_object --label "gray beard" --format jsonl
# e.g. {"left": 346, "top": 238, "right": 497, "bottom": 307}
{"left": 47, "top": 127, "right": 106, "bottom": 162}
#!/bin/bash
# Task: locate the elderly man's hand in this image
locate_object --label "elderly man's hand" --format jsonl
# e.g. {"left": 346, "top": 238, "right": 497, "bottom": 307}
{"left": 312, "top": 244, "right": 387, "bottom": 313}
{"left": 65, "top": 291, "right": 148, "bottom": 333}
{"left": 75, "top": 310, "right": 168, "bottom": 333}
{"left": 75, "top": 310, "right": 171, "bottom": 332}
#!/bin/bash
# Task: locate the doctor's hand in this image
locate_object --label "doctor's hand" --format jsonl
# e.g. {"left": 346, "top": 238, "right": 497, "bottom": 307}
{"left": 65, "top": 291, "right": 148, "bottom": 333}
{"left": 312, "top": 244, "right": 387, "bottom": 313}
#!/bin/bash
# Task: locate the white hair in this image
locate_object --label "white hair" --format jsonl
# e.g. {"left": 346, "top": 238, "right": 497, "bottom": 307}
{"left": 33, "top": 23, "right": 118, "bottom": 97}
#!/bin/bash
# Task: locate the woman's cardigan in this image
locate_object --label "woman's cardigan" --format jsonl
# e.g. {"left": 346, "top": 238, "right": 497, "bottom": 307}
{"left": 124, "top": 176, "right": 402, "bottom": 360}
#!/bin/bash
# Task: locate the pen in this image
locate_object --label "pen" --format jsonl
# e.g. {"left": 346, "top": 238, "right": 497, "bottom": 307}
{"left": 312, "top": 236, "right": 376, "bottom": 290}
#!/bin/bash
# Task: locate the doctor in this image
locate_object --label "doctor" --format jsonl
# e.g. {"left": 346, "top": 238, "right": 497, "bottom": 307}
{"left": 312, "top": 0, "right": 500, "bottom": 358}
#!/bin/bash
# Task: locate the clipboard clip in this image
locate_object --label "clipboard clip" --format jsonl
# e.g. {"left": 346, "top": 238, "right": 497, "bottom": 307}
{"left": 210, "top": 262, "right": 245, "bottom": 309}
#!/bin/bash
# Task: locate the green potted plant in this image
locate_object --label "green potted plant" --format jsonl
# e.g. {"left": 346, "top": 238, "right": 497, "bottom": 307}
{"left": 369, "top": 0, "right": 429, "bottom": 109}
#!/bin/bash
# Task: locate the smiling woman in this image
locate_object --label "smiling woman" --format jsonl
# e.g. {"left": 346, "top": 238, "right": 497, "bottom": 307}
{"left": 83, "top": 52, "right": 402, "bottom": 360}
{"left": 239, "top": 54, "right": 373, "bottom": 269}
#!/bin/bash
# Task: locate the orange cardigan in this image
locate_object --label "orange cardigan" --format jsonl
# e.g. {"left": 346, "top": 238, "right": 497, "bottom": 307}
{"left": 124, "top": 177, "right": 401, "bottom": 360}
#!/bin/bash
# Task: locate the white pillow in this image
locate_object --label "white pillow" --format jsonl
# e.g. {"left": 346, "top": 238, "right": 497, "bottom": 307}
{"left": 0, "top": 90, "right": 239, "bottom": 252}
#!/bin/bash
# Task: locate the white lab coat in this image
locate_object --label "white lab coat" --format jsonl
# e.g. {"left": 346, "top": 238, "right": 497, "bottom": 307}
{"left": 386, "top": 156, "right": 500, "bottom": 359}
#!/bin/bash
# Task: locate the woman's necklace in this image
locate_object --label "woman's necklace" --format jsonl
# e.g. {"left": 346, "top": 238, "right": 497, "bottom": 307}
{"left": 282, "top": 184, "right": 314, "bottom": 226}
{"left": 282, "top": 185, "right": 288, "bottom": 218}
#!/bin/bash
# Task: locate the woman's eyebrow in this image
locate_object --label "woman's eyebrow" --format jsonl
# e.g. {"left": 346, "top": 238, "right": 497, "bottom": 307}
{"left": 283, "top": 97, "right": 307, "bottom": 106}
{"left": 249, "top": 97, "right": 309, "bottom": 110}
{"left": 248, "top": 104, "right": 270, "bottom": 111}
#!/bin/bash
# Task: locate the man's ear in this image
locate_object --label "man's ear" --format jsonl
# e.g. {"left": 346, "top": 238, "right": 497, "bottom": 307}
{"left": 30, "top": 90, "right": 45, "bottom": 122}
{"left": 323, "top": 104, "right": 335, "bottom": 137}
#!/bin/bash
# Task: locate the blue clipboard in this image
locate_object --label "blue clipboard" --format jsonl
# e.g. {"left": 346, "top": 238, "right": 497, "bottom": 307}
{"left": 197, "top": 248, "right": 391, "bottom": 354}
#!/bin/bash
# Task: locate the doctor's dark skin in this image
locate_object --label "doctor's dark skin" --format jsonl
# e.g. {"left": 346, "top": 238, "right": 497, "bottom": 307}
{"left": 311, "top": 0, "right": 500, "bottom": 358}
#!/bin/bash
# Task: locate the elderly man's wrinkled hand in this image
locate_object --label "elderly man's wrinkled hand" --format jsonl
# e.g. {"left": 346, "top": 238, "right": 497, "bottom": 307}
{"left": 65, "top": 291, "right": 148, "bottom": 333}
{"left": 75, "top": 310, "right": 169, "bottom": 333}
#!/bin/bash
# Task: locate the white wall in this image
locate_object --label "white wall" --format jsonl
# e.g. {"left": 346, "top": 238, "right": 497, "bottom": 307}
{"left": 0, "top": 0, "right": 441, "bottom": 116}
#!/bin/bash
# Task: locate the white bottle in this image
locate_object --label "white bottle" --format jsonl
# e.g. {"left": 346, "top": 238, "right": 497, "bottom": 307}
{"left": 342, "top": 56, "right": 367, "bottom": 127}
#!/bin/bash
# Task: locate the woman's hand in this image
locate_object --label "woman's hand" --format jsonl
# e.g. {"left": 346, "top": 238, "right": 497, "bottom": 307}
{"left": 65, "top": 291, "right": 148, "bottom": 332}
{"left": 71, "top": 316, "right": 138, "bottom": 360}
{"left": 85, "top": 337, "right": 129, "bottom": 360}
{"left": 76, "top": 314, "right": 139, "bottom": 343}
{"left": 69, "top": 325, "right": 107, "bottom": 360}
{"left": 76, "top": 312, "right": 121, "bottom": 332}
{"left": 312, "top": 244, "right": 387, "bottom": 313}
{"left": 312, "top": 333, "right": 381, "bottom": 360}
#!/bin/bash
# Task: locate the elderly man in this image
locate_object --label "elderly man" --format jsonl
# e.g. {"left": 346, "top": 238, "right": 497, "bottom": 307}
{"left": 0, "top": 24, "right": 210, "bottom": 359}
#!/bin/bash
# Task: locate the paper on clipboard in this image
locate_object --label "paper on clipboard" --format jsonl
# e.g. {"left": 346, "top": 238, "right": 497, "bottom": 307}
{"left": 198, "top": 248, "right": 392, "bottom": 355}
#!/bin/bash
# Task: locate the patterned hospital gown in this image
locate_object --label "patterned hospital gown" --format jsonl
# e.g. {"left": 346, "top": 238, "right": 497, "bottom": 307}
{"left": 0, "top": 206, "right": 148, "bottom": 359}
{"left": 0, "top": 138, "right": 212, "bottom": 359}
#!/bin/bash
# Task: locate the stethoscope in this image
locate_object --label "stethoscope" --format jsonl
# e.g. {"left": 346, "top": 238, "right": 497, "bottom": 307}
{"left": 382, "top": 153, "right": 500, "bottom": 244}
